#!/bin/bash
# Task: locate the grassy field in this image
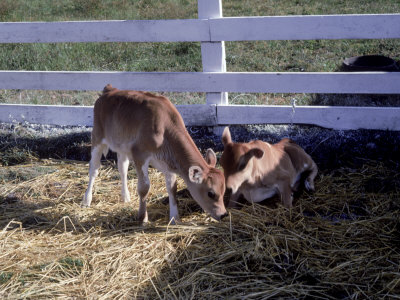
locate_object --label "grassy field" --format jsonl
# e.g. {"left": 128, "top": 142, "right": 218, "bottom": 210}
{"left": 0, "top": 0, "right": 399, "bottom": 105}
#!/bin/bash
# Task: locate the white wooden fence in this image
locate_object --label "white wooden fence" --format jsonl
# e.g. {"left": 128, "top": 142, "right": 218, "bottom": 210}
{"left": 0, "top": 0, "right": 400, "bottom": 130}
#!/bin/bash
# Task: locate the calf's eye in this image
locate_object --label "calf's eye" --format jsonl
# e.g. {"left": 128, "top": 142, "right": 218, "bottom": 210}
{"left": 208, "top": 191, "right": 216, "bottom": 199}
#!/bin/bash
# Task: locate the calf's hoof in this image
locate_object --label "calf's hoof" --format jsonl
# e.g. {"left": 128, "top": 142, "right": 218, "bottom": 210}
{"left": 305, "top": 180, "right": 315, "bottom": 192}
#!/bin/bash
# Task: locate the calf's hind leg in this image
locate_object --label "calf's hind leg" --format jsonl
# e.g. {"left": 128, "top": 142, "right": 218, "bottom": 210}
{"left": 278, "top": 182, "right": 294, "bottom": 208}
{"left": 82, "top": 144, "right": 106, "bottom": 207}
{"left": 305, "top": 162, "right": 318, "bottom": 192}
{"left": 117, "top": 152, "right": 131, "bottom": 203}
{"left": 133, "top": 157, "right": 151, "bottom": 224}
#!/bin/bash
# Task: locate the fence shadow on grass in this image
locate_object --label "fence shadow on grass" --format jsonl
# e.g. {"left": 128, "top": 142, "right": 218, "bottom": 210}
{"left": 0, "top": 129, "right": 92, "bottom": 166}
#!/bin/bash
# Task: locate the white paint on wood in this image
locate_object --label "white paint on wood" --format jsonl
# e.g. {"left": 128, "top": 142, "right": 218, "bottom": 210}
{"left": 177, "top": 104, "right": 217, "bottom": 126}
{"left": 2, "top": 103, "right": 398, "bottom": 131}
{"left": 210, "top": 14, "right": 400, "bottom": 41}
{"left": 217, "top": 105, "right": 400, "bottom": 130}
{"left": 0, "top": 71, "right": 399, "bottom": 94}
{"left": 200, "top": 42, "right": 226, "bottom": 73}
{"left": 0, "top": 19, "right": 210, "bottom": 43}
{"left": 0, "top": 104, "right": 94, "bottom": 126}
{"left": 198, "top": 0, "right": 228, "bottom": 105}
{"left": 1, "top": 14, "right": 398, "bottom": 44}
{"left": 0, "top": 104, "right": 217, "bottom": 127}
{"left": 200, "top": 43, "right": 228, "bottom": 105}
{"left": 198, "top": 0, "right": 223, "bottom": 19}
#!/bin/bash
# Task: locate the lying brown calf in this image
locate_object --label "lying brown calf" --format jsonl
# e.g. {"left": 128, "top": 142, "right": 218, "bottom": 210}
{"left": 220, "top": 127, "right": 317, "bottom": 208}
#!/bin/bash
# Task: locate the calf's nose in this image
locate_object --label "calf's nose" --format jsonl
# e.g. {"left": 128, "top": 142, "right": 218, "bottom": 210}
{"left": 220, "top": 212, "right": 229, "bottom": 220}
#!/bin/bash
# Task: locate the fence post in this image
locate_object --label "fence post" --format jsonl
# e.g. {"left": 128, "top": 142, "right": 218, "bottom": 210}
{"left": 198, "top": 0, "right": 228, "bottom": 105}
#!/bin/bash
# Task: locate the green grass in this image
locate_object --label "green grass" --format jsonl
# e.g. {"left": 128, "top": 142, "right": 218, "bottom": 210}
{"left": 58, "top": 257, "right": 84, "bottom": 275}
{"left": 223, "top": 0, "right": 400, "bottom": 16}
{"left": 0, "top": 0, "right": 199, "bottom": 22}
{"left": 1, "top": 0, "right": 398, "bottom": 22}
{"left": 0, "top": 147, "right": 36, "bottom": 167}
{"left": 0, "top": 0, "right": 399, "bottom": 105}
{"left": 0, "top": 165, "right": 56, "bottom": 183}
{"left": 0, "top": 272, "right": 13, "bottom": 284}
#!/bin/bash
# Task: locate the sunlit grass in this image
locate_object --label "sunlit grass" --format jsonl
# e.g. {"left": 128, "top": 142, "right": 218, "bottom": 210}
{"left": 0, "top": 0, "right": 399, "bottom": 105}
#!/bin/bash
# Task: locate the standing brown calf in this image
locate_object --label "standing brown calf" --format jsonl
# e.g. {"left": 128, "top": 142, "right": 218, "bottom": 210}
{"left": 82, "top": 84, "right": 227, "bottom": 224}
{"left": 220, "top": 127, "right": 317, "bottom": 208}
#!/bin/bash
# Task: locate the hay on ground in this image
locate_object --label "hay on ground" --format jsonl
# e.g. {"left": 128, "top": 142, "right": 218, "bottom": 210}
{"left": 0, "top": 158, "right": 399, "bottom": 299}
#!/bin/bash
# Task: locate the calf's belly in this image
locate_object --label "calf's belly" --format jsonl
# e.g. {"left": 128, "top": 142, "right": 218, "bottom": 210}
{"left": 242, "top": 186, "right": 277, "bottom": 203}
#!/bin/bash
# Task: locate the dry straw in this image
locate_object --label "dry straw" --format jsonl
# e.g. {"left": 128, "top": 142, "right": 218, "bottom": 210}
{"left": 1, "top": 158, "right": 399, "bottom": 299}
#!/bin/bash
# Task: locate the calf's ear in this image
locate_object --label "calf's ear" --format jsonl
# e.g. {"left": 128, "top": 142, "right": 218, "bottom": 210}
{"left": 250, "top": 148, "right": 264, "bottom": 159}
{"left": 237, "top": 148, "right": 264, "bottom": 171}
{"left": 189, "top": 166, "right": 204, "bottom": 184}
{"left": 205, "top": 148, "right": 217, "bottom": 167}
{"left": 222, "top": 127, "right": 232, "bottom": 146}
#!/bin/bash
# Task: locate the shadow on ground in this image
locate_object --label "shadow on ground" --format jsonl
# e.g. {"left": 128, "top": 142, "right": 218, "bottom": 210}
{"left": 1, "top": 124, "right": 399, "bottom": 173}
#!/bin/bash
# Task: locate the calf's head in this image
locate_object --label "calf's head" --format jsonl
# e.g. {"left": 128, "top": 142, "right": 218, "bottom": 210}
{"left": 220, "top": 127, "right": 264, "bottom": 194}
{"left": 187, "top": 148, "right": 227, "bottom": 221}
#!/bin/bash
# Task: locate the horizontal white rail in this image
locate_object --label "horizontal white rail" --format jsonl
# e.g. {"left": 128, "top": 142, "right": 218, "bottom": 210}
{"left": 0, "top": 104, "right": 215, "bottom": 127}
{"left": 0, "top": 20, "right": 209, "bottom": 43}
{"left": 1, "top": 14, "right": 399, "bottom": 44}
{"left": 210, "top": 14, "right": 400, "bottom": 41}
{"left": 0, "top": 71, "right": 399, "bottom": 94}
{"left": 2, "top": 103, "right": 400, "bottom": 130}
{"left": 217, "top": 105, "right": 400, "bottom": 130}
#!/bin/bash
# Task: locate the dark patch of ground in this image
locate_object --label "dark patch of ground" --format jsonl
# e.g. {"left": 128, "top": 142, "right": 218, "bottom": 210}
{"left": 189, "top": 125, "right": 400, "bottom": 172}
{"left": 1, "top": 122, "right": 399, "bottom": 174}
{"left": 0, "top": 123, "right": 92, "bottom": 165}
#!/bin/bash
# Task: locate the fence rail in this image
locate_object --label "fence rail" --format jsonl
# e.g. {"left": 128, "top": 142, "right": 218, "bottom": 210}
{"left": 2, "top": 103, "right": 399, "bottom": 131}
{"left": 1, "top": 14, "right": 399, "bottom": 43}
{"left": 1, "top": 71, "right": 399, "bottom": 94}
{"left": 0, "top": 0, "right": 399, "bottom": 130}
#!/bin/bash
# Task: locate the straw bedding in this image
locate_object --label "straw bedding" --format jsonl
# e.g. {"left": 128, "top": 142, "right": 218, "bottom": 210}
{"left": 1, "top": 155, "right": 399, "bottom": 299}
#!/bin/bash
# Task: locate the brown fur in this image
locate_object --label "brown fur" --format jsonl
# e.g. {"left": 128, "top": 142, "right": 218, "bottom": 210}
{"left": 220, "top": 127, "right": 317, "bottom": 208}
{"left": 82, "top": 84, "right": 227, "bottom": 223}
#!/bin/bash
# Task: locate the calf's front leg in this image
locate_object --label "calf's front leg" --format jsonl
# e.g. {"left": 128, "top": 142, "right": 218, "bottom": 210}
{"left": 165, "top": 172, "right": 179, "bottom": 224}
{"left": 227, "top": 191, "right": 242, "bottom": 209}
{"left": 134, "top": 159, "right": 150, "bottom": 224}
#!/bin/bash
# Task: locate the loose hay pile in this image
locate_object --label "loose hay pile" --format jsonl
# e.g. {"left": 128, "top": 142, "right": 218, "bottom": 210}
{"left": 1, "top": 158, "right": 399, "bottom": 299}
